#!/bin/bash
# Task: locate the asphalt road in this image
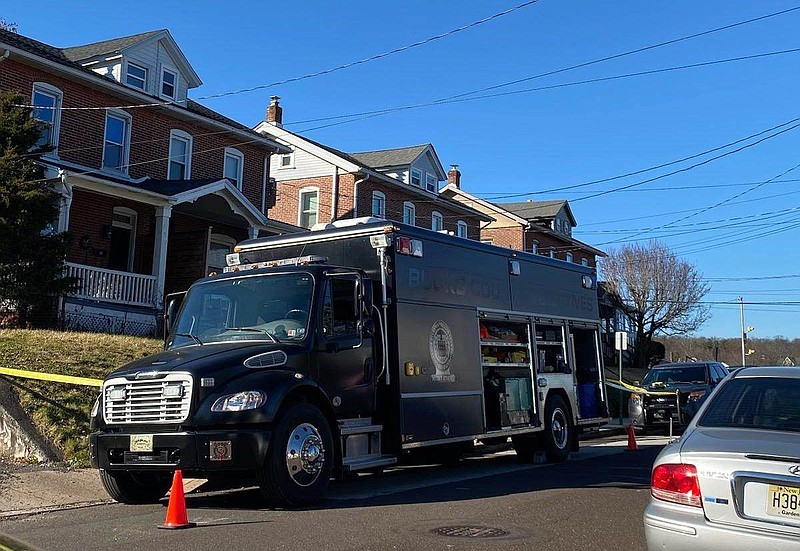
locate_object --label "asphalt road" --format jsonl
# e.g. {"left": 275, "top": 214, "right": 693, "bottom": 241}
{"left": 0, "top": 436, "right": 665, "bottom": 551}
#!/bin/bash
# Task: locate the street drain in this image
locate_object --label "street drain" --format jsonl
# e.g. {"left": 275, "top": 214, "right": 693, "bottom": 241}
{"left": 432, "top": 526, "right": 509, "bottom": 538}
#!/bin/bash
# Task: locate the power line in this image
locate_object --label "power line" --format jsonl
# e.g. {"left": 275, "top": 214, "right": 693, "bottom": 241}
{"left": 706, "top": 274, "right": 800, "bottom": 282}
{"left": 292, "top": 48, "right": 800, "bottom": 132}
{"left": 600, "top": 159, "right": 800, "bottom": 244}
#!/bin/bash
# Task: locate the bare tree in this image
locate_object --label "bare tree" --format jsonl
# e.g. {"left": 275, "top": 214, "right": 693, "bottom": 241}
{"left": 601, "top": 241, "right": 710, "bottom": 368}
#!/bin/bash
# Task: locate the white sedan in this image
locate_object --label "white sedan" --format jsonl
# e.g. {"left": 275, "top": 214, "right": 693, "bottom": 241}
{"left": 644, "top": 366, "right": 800, "bottom": 550}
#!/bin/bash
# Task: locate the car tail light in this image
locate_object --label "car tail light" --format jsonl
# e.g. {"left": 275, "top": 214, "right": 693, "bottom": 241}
{"left": 651, "top": 463, "right": 702, "bottom": 507}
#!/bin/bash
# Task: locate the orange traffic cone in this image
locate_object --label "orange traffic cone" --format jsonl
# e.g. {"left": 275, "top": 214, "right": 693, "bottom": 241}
{"left": 159, "top": 470, "right": 195, "bottom": 529}
{"left": 625, "top": 424, "right": 638, "bottom": 451}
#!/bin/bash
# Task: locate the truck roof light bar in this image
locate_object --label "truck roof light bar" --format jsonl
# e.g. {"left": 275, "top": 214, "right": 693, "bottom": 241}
{"left": 224, "top": 254, "right": 328, "bottom": 273}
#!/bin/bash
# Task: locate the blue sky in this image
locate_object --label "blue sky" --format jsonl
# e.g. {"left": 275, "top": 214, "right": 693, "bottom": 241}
{"left": 8, "top": 0, "right": 800, "bottom": 338}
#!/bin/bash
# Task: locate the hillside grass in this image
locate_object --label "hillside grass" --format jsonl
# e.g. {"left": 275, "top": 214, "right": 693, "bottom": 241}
{"left": 0, "top": 329, "right": 161, "bottom": 466}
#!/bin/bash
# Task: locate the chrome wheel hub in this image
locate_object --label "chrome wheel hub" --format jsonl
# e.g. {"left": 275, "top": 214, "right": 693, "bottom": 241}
{"left": 286, "top": 423, "right": 325, "bottom": 487}
{"left": 551, "top": 408, "right": 568, "bottom": 449}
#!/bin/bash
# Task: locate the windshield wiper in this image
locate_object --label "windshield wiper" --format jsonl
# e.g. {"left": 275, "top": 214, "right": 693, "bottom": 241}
{"left": 223, "top": 326, "right": 280, "bottom": 344}
{"left": 175, "top": 332, "right": 203, "bottom": 346}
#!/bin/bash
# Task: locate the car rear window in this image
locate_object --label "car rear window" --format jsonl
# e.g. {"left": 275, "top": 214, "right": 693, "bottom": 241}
{"left": 698, "top": 377, "right": 800, "bottom": 432}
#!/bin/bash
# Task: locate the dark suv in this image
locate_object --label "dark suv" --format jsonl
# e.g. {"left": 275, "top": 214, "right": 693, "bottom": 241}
{"left": 628, "top": 361, "right": 729, "bottom": 432}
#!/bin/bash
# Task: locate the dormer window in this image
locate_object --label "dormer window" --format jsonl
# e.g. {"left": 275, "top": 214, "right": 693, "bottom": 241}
{"left": 410, "top": 168, "right": 422, "bottom": 187}
{"left": 125, "top": 62, "right": 147, "bottom": 90}
{"left": 161, "top": 68, "right": 177, "bottom": 99}
{"left": 426, "top": 173, "right": 437, "bottom": 193}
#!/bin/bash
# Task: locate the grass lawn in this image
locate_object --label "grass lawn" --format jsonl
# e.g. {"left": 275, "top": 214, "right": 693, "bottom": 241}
{"left": 0, "top": 329, "right": 162, "bottom": 466}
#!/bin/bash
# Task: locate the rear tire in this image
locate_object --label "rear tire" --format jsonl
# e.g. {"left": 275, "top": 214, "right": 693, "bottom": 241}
{"left": 543, "top": 394, "right": 573, "bottom": 463}
{"left": 257, "top": 403, "right": 334, "bottom": 506}
{"left": 99, "top": 470, "right": 172, "bottom": 504}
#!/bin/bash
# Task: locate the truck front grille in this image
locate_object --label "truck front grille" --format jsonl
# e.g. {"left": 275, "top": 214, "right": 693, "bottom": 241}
{"left": 102, "top": 372, "right": 193, "bottom": 424}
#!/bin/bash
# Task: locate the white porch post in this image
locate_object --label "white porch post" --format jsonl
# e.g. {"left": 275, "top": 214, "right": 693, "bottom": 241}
{"left": 152, "top": 205, "right": 172, "bottom": 309}
{"left": 57, "top": 171, "right": 73, "bottom": 232}
{"left": 248, "top": 226, "right": 259, "bottom": 240}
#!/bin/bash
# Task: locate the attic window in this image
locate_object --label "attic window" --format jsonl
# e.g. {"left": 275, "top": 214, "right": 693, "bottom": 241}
{"left": 161, "top": 69, "right": 177, "bottom": 99}
{"left": 426, "top": 172, "right": 437, "bottom": 193}
{"left": 410, "top": 168, "right": 421, "bottom": 187}
{"left": 126, "top": 62, "right": 147, "bottom": 90}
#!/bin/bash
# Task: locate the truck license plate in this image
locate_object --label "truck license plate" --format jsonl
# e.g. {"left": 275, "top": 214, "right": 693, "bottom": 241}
{"left": 767, "top": 485, "right": 800, "bottom": 519}
{"left": 130, "top": 434, "right": 154, "bottom": 453}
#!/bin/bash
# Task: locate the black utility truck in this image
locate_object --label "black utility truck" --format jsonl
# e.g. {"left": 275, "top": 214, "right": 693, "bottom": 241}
{"left": 90, "top": 220, "right": 608, "bottom": 505}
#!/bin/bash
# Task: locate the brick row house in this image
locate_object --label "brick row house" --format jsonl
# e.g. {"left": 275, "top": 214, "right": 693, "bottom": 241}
{"left": 255, "top": 97, "right": 491, "bottom": 235}
{"left": 0, "top": 29, "right": 295, "bottom": 334}
{"left": 441, "top": 180, "right": 605, "bottom": 267}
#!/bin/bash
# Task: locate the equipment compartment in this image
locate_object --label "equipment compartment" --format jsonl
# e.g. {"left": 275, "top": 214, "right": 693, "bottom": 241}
{"left": 479, "top": 317, "right": 537, "bottom": 431}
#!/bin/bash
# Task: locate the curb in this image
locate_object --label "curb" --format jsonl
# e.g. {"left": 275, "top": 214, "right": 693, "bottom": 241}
{"left": 0, "top": 499, "right": 114, "bottom": 520}
{"left": 579, "top": 424, "right": 629, "bottom": 441}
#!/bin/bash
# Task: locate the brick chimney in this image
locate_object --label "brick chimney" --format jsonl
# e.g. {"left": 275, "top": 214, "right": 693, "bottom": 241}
{"left": 447, "top": 164, "right": 461, "bottom": 188}
{"left": 266, "top": 95, "right": 283, "bottom": 127}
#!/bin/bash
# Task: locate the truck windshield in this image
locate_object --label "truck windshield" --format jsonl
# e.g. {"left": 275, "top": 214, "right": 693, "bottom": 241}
{"left": 168, "top": 272, "right": 314, "bottom": 349}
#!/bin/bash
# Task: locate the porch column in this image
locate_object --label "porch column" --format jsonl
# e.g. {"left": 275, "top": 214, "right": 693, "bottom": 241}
{"left": 152, "top": 205, "right": 172, "bottom": 309}
{"left": 57, "top": 171, "right": 72, "bottom": 233}
{"left": 248, "top": 226, "right": 259, "bottom": 240}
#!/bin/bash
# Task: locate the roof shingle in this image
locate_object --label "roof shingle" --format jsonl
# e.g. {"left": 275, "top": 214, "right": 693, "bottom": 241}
{"left": 61, "top": 30, "right": 165, "bottom": 62}
{"left": 350, "top": 144, "right": 430, "bottom": 168}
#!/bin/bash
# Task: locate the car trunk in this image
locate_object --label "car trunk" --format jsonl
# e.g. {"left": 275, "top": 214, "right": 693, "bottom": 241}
{"left": 681, "top": 427, "right": 800, "bottom": 537}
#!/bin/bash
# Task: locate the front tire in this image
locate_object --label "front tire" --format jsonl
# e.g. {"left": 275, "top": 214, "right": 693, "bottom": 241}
{"left": 99, "top": 470, "right": 172, "bottom": 504}
{"left": 543, "top": 394, "right": 573, "bottom": 463}
{"left": 257, "top": 403, "right": 334, "bottom": 506}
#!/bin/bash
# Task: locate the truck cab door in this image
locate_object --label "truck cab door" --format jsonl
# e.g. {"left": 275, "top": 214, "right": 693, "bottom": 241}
{"left": 316, "top": 274, "right": 375, "bottom": 419}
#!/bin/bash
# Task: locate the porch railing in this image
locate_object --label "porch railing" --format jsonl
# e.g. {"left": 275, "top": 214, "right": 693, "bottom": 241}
{"left": 65, "top": 262, "right": 157, "bottom": 308}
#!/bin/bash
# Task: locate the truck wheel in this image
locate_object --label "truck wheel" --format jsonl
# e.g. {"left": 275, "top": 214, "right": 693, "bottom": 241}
{"left": 99, "top": 470, "right": 172, "bottom": 504}
{"left": 543, "top": 394, "right": 573, "bottom": 463}
{"left": 257, "top": 403, "right": 333, "bottom": 506}
{"left": 511, "top": 434, "right": 542, "bottom": 462}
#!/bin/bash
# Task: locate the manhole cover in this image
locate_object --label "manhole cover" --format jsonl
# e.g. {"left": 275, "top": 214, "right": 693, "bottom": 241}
{"left": 432, "top": 526, "right": 509, "bottom": 538}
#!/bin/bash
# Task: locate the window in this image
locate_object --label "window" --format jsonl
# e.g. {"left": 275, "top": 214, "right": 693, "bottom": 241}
{"left": 456, "top": 220, "right": 468, "bottom": 238}
{"left": 31, "top": 83, "right": 62, "bottom": 152}
{"left": 224, "top": 147, "right": 244, "bottom": 189}
{"left": 699, "top": 377, "right": 800, "bottom": 433}
{"left": 322, "top": 277, "right": 360, "bottom": 340}
{"left": 278, "top": 153, "right": 294, "bottom": 168}
{"left": 410, "top": 168, "right": 422, "bottom": 187}
{"left": 403, "top": 201, "right": 415, "bottom": 225}
{"left": 431, "top": 211, "right": 443, "bottom": 231}
{"left": 371, "top": 191, "right": 386, "bottom": 218}
{"left": 161, "top": 68, "right": 177, "bottom": 99}
{"left": 566, "top": 252, "right": 573, "bottom": 263}
{"left": 298, "top": 187, "right": 319, "bottom": 229}
{"left": 531, "top": 240, "right": 539, "bottom": 254}
{"left": 108, "top": 207, "right": 137, "bottom": 271}
{"left": 168, "top": 130, "right": 192, "bottom": 180}
{"left": 207, "top": 234, "right": 236, "bottom": 275}
{"left": 102, "top": 110, "right": 131, "bottom": 172}
{"left": 125, "top": 62, "right": 147, "bottom": 90}
{"left": 426, "top": 172, "right": 437, "bottom": 193}
{"left": 581, "top": 258, "right": 589, "bottom": 267}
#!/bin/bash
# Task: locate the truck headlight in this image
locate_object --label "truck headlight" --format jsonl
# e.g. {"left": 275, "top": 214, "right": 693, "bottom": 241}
{"left": 211, "top": 391, "right": 266, "bottom": 412}
{"left": 90, "top": 395, "right": 101, "bottom": 417}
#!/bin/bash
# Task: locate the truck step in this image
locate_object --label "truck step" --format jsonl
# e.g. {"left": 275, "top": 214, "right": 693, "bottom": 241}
{"left": 340, "top": 423, "right": 383, "bottom": 436}
{"left": 342, "top": 455, "right": 398, "bottom": 472}
{"left": 339, "top": 418, "right": 373, "bottom": 429}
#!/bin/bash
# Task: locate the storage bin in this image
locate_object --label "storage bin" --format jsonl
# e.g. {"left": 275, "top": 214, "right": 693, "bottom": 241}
{"left": 577, "top": 383, "right": 598, "bottom": 418}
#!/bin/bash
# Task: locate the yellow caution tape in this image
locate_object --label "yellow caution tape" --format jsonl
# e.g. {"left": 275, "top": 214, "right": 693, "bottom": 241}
{"left": 606, "top": 379, "right": 676, "bottom": 396}
{"left": 0, "top": 367, "right": 102, "bottom": 387}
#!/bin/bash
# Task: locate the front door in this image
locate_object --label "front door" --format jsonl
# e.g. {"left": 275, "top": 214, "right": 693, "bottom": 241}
{"left": 316, "top": 275, "right": 375, "bottom": 419}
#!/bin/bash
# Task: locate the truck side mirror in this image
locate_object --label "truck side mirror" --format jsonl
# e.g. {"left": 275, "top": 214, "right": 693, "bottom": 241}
{"left": 163, "top": 291, "right": 186, "bottom": 344}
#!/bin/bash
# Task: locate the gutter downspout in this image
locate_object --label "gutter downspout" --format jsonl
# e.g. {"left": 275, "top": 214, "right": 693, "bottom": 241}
{"left": 352, "top": 173, "right": 369, "bottom": 218}
{"left": 331, "top": 165, "right": 339, "bottom": 222}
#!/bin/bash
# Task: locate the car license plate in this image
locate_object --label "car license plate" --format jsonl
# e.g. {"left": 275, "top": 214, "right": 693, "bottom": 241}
{"left": 767, "top": 485, "right": 800, "bottom": 519}
{"left": 130, "top": 434, "right": 154, "bottom": 453}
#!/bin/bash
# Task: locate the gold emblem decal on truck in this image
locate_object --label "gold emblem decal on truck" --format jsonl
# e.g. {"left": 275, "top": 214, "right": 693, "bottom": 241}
{"left": 429, "top": 320, "right": 456, "bottom": 383}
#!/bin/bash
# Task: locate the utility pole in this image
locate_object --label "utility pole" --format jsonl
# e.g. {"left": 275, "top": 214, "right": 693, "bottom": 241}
{"left": 739, "top": 296, "right": 746, "bottom": 367}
